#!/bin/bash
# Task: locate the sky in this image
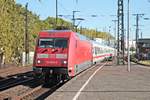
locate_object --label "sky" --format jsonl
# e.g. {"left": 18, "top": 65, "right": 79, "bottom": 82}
{"left": 16, "top": 0, "right": 150, "bottom": 40}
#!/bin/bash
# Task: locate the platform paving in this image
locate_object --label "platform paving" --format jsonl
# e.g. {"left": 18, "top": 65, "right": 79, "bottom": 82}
{"left": 46, "top": 63, "right": 150, "bottom": 100}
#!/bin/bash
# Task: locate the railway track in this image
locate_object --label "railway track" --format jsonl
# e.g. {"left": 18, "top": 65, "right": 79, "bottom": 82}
{"left": 0, "top": 77, "right": 34, "bottom": 91}
{"left": 0, "top": 69, "right": 65, "bottom": 100}
{"left": 0, "top": 71, "right": 33, "bottom": 91}
{"left": 14, "top": 81, "right": 66, "bottom": 100}
{"left": 15, "top": 85, "right": 51, "bottom": 100}
{"left": 0, "top": 78, "right": 43, "bottom": 100}
{"left": 0, "top": 80, "right": 65, "bottom": 100}
{"left": 0, "top": 65, "right": 32, "bottom": 78}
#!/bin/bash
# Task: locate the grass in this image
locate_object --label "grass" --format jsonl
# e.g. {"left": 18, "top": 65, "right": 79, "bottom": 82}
{"left": 130, "top": 54, "right": 150, "bottom": 66}
{"left": 139, "top": 60, "right": 150, "bottom": 66}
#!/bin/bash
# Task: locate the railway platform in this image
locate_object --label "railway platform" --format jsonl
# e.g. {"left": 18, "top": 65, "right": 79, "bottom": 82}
{"left": 46, "top": 63, "right": 150, "bottom": 100}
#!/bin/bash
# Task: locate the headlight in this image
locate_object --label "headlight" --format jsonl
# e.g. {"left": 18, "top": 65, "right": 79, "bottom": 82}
{"left": 37, "top": 60, "right": 41, "bottom": 64}
{"left": 63, "top": 61, "right": 67, "bottom": 64}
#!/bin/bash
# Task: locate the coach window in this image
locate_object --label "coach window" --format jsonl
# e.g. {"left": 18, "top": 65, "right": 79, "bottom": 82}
{"left": 95, "top": 47, "right": 97, "bottom": 55}
{"left": 100, "top": 47, "right": 103, "bottom": 53}
{"left": 98, "top": 48, "right": 100, "bottom": 54}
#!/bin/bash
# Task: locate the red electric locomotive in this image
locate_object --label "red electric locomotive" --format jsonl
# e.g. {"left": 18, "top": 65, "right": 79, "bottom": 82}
{"left": 33, "top": 30, "right": 92, "bottom": 83}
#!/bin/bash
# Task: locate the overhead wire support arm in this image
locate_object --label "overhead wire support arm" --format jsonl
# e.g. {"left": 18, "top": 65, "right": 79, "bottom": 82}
{"left": 72, "top": 11, "right": 80, "bottom": 29}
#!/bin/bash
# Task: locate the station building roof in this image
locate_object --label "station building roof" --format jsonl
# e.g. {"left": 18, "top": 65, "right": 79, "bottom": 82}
{"left": 137, "top": 38, "right": 150, "bottom": 43}
{"left": 137, "top": 38, "right": 150, "bottom": 48}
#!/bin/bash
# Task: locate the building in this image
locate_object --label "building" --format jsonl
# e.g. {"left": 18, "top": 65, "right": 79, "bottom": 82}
{"left": 137, "top": 38, "right": 150, "bottom": 60}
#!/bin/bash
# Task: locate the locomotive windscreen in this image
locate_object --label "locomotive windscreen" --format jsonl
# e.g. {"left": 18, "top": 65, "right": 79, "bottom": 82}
{"left": 38, "top": 38, "right": 68, "bottom": 48}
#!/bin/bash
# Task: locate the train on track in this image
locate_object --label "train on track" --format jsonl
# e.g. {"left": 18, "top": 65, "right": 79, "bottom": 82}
{"left": 33, "top": 30, "right": 115, "bottom": 84}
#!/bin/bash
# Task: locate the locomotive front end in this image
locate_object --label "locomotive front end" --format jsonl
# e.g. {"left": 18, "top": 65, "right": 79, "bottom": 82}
{"left": 35, "top": 38, "right": 68, "bottom": 68}
{"left": 33, "top": 30, "right": 70, "bottom": 83}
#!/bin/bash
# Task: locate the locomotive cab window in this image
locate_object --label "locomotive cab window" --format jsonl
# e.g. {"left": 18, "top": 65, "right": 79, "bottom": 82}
{"left": 38, "top": 38, "right": 68, "bottom": 48}
{"left": 39, "top": 39, "right": 53, "bottom": 48}
{"left": 55, "top": 38, "right": 68, "bottom": 48}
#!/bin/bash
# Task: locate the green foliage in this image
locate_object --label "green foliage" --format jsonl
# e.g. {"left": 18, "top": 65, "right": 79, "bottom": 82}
{"left": 139, "top": 60, "right": 150, "bottom": 65}
{"left": 130, "top": 47, "right": 136, "bottom": 51}
{"left": 0, "top": 0, "right": 40, "bottom": 63}
{"left": 79, "top": 28, "right": 113, "bottom": 40}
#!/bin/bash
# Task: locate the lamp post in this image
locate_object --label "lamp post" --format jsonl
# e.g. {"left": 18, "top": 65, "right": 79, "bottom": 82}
{"left": 25, "top": 3, "right": 29, "bottom": 65}
{"left": 55, "top": 0, "right": 58, "bottom": 27}
{"left": 127, "top": 0, "right": 130, "bottom": 72}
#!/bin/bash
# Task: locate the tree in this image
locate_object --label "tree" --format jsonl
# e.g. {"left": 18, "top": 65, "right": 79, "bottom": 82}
{"left": 130, "top": 47, "right": 136, "bottom": 51}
